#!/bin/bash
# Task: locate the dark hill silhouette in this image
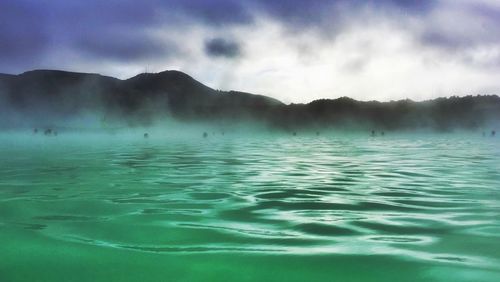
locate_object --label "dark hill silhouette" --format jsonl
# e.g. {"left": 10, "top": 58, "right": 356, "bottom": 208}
{"left": 0, "top": 69, "right": 282, "bottom": 126}
{"left": 0, "top": 69, "right": 499, "bottom": 130}
{"left": 0, "top": 73, "right": 14, "bottom": 80}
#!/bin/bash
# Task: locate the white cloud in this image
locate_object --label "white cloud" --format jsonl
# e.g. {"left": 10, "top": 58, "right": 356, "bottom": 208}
{"left": 37, "top": 2, "right": 500, "bottom": 104}
{"left": 168, "top": 14, "right": 500, "bottom": 103}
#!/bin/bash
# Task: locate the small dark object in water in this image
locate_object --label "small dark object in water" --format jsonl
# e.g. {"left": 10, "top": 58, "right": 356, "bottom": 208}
{"left": 144, "top": 133, "right": 149, "bottom": 138}
{"left": 492, "top": 130, "right": 496, "bottom": 137}
{"left": 33, "top": 128, "right": 38, "bottom": 134}
{"left": 292, "top": 132, "right": 297, "bottom": 136}
{"left": 381, "top": 131, "right": 385, "bottom": 136}
{"left": 371, "top": 130, "right": 376, "bottom": 137}
{"left": 44, "top": 129, "right": 52, "bottom": 135}
{"left": 203, "top": 132, "right": 208, "bottom": 138}
{"left": 316, "top": 131, "right": 320, "bottom": 136}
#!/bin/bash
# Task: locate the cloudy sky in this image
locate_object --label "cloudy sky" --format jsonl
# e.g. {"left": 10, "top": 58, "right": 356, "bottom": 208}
{"left": 1, "top": 0, "right": 500, "bottom": 103}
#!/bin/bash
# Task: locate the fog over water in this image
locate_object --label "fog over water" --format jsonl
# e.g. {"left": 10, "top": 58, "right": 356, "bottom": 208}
{"left": 2, "top": 1, "right": 500, "bottom": 281}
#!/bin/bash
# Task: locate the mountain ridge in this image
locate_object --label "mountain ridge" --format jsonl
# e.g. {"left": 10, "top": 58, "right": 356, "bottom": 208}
{"left": 1, "top": 69, "right": 499, "bottom": 130}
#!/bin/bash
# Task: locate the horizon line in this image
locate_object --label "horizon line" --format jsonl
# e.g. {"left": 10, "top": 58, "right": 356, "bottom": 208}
{"left": 2, "top": 68, "right": 499, "bottom": 105}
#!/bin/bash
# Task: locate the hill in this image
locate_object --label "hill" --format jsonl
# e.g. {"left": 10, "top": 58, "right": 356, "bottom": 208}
{"left": 0, "top": 70, "right": 282, "bottom": 127}
{"left": 0, "top": 69, "right": 499, "bottom": 131}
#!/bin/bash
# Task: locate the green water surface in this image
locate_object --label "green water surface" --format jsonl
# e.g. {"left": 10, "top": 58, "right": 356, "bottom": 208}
{"left": 1, "top": 132, "right": 499, "bottom": 281}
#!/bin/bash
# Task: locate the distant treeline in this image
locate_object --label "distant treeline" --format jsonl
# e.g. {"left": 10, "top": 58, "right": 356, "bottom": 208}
{"left": 269, "top": 96, "right": 500, "bottom": 131}
{"left": 0, "top": 69, "right": 499, "bottom": 131}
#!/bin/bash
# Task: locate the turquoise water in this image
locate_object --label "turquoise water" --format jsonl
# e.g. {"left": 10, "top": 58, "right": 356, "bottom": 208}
{"left": 1, "top": 132, "right": 500, "bottom": 281}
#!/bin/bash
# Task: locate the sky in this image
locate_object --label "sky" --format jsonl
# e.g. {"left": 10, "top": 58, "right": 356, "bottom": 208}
{"left": 1, "top": 0, "right": 500, "bottom": 103}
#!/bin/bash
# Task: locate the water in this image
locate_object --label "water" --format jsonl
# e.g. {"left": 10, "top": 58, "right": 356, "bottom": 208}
{"left": 1, "top": 132, "right": 500, "bottom": 281}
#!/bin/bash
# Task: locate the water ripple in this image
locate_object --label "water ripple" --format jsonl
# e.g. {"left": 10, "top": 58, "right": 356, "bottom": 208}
{"left": 1, "top": 133, "right": 499, "bottom": 274}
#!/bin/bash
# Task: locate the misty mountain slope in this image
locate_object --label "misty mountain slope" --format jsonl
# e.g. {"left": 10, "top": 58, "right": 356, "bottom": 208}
{"left": 270, "top": 96, "right": 500, "bottom": 130}
{"left": 121, "top": 71, "right": 283, "bottom": 119}
{"left": 290, "top": 95, "right": 500, "bottom": 131}
{"left": 0, "top": 73, "right": 15, "bottom": 81}
{"left": 121, "top": 71, "right": 215, "bottom": 112}
{"left": 1, "top": 70, "right": 119, "bottom": 112}
{"left": 0, "top": 69, "right": 499, "bottom": 130}
{"left": 0, "top": 69, "right": 284, "bottom": 127}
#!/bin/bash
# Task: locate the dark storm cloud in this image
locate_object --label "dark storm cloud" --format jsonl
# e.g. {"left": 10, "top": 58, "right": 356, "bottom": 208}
{"left": 420, "top": 2, "right": 500, "bottom": 51}
{"left": 0, "top": 0, "right": 49, "bottom": 71}
{"left": 204, "top": 38, "right": 241, "bottom": 58}
{"left": 169, "top": 0, "right": 253, "bottom": 26}
{"left": 250, "top": 0, "right": 436, "bottom": 30}
{"left": 73, "top": 28, "right": 175, "bottom": 62}
{"left": 76, "top": 35, "right": 173, "bottom": 62}
{"left": 0, "top": 0, "right": 164, "bottom": 72}
{"left": 0, "top": 0, "right": 251, "bottom": 73}
{"left": 379, "top": 0, "right": 436, "bottom": 12}
{"left": 0, "top": 0, "right": 498, "bottom": 74}
{"left": 49, "top": 1, "right": 171, "bottom": 60}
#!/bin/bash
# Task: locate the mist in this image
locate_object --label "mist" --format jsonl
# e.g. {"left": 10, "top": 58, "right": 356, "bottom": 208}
{"left": 1, "top": 69, "right": 499, "bottom": 137}
{"left": 2, "top": 2, "right": 500, "bottom": 281}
